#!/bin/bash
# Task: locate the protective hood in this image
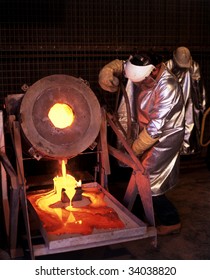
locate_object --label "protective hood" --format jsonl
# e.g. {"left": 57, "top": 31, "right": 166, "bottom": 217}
{"left": 173, "top": 47, "right": 192, "bottom": 68}
{"left": 124, "top": 60, "right": 155, "bottom": 82}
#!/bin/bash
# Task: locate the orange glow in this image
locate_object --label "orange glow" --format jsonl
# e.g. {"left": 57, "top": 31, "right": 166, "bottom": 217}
{"left": 48, "top": 103, "right": 74, "bottom": 129}
{"left": 54, "top": 160, "right": 81, "bottom": 208}
{"left": 36, "top": 160, "right": 81, "bottom": 221}
{"left": 28, "top": 180, "right": 125, "bottom": 235}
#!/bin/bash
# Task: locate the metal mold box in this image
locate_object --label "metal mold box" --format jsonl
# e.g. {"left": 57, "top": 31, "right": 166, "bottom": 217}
{"left": 27, "top": 182, "right": 156, "bottom": 257}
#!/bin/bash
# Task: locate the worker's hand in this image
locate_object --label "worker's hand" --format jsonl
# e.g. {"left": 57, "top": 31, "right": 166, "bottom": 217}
{"left": 98, "top": 59, "right": 123, "bottom": 92}
{"left": 132, "top": 128, "right": 159, "bottom": 156}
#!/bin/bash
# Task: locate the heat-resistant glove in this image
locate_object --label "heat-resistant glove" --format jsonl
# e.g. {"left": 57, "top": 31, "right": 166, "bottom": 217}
{"left": 98, "top": 59, "right": 123, "bottom": 92}
{"left": 132, "top": 127, "right": 159, "bottom": 156}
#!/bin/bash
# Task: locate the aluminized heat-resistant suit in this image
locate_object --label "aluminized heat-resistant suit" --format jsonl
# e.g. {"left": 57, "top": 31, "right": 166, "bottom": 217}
{"left": 166, "top": 59, "right": 206, "bottom": 155}
{"left": 118, "top": 63, "right": 185, "bottom": 196}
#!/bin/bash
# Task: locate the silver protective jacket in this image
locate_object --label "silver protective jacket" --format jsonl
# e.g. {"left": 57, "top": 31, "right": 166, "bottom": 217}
{"left": 166, "top": 59, "right": 206, "bottom": 154}
{"left": 118, "top": 64, "right": 185, "bottom": 195}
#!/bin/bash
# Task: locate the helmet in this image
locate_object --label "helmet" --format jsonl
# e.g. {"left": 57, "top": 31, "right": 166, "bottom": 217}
{"left": 129, "top": 52, "right": 163, "bottom": 67}
{"left": 173, "top": 47, "right": 192, "bottom": 68}
{"left": 124, "top": 54, "right": 156, "bottom": 82}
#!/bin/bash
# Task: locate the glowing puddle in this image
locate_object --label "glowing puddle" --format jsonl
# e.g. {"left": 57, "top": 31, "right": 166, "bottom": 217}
{"left": 27, "top": 161, "right": 125, "bottom": 236}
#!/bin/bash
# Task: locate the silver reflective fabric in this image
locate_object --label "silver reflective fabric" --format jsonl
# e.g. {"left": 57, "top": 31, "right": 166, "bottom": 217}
{"left": 166, "top": 59, "right": 206, "bottom": 154}
{"left": 118, "top": 64, "right": 185, "bottom": 195}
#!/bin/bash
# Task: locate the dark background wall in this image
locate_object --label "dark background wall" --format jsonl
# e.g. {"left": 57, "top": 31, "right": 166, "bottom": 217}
{"left": 0, "top": 0, "right": 209, "bottom": 110}
{"left": 0, "top": 0, "right": 210, "bottom": 257}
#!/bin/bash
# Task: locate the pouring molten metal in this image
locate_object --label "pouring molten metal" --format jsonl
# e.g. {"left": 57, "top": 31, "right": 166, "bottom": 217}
{"left": 34, "top": 160, "right": 80, "bottom": 225}
{"left": 25, "top": 75, "right": 124, "bottom": 235}
{"left": 27, "top": 160, "right": 125, "bottom": 235}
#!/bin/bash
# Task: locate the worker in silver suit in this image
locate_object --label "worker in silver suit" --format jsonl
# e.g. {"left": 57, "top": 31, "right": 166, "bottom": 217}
{"left": 98, "top": 53, "right": 185, "bottom": 235}
{"left": 166, "top": 46, "right": 206, "bottom": 155}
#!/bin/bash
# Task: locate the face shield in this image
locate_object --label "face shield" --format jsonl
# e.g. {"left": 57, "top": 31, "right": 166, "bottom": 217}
{"left": 124, "top": 59, "right": 155, "bottom": 83}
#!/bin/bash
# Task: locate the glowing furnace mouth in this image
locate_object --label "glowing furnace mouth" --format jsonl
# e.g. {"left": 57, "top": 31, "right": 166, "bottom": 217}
{"left": 48, "top": 103, "right": 75, "bottom": 129}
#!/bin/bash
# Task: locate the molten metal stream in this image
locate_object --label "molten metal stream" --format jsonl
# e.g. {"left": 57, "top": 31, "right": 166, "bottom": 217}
{"left": 36, "top": 160, "right": 81, "bottom": 221}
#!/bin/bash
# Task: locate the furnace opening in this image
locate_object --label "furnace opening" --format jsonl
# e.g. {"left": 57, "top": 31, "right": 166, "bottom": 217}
{"left": 48, "top": 103, "right": 74, "bottom": 129}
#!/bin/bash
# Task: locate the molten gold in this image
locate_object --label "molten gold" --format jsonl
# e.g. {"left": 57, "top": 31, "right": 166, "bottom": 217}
{"left": 35, "top": 160, "right": 80, "bottom": 221}
{"left": 27, "top": 161, "right": 125, "bottom": 235}
{"left": 48, "top": 103, "right": 74, "bottom": 129}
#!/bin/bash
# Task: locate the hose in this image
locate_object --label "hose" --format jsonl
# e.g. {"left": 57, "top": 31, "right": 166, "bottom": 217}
{"left": 120, "top": 82, "right": 132, "bottom": 140}
{"left": 200, "top": 107, "right": 210, "bottom": 147}
{"left": 113, "top": 82, "right": 132, "bottom": 141}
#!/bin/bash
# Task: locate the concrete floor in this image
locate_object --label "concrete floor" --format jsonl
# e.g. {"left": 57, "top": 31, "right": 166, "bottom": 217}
{"left": 1, "top": 155, "right": 210, "bottom": 260}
